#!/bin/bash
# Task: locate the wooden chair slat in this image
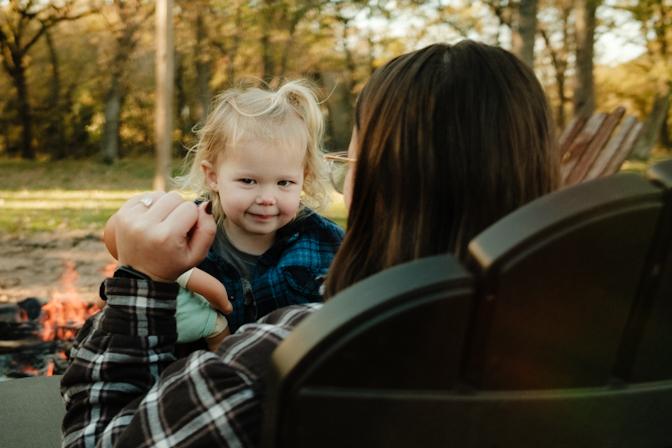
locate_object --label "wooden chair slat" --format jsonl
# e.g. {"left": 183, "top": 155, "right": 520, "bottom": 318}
{"left": 564, "top": 107, "right": 625, "bottom": 185}
{"left": 560, "top": 113, "right": 607, "bottom": 182}
{"left": 558, "top": 115, "right": 587, "bottom": 156}
{"left": 560, "top": 106, "right": 642, "bottom": 186}
{"left": 586, "top": 115, "right": 638, "bottom": 180}
{"left": 602, "top": 121, "right": 643, "bottom": 177}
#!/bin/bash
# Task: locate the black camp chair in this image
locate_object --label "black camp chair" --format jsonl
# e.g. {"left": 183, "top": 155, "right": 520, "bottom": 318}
{"left": 629, "top": 159, "right": 672, "bottom": 382}
{"left": 262, "top": 254, "right": 475, "bottom": 447}
{"left": 262, "top": 160, "right": 672, "bottom": 447}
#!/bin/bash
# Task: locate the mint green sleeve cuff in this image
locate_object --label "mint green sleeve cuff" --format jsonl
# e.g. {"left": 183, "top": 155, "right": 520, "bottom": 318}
{"left": 175, "top": 287, "right": 217, "bottom": 343}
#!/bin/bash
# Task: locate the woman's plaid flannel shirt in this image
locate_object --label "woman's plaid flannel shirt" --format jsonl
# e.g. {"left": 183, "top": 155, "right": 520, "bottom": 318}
{"left": 61, "top": 277, "right": 320, "bottom": 447}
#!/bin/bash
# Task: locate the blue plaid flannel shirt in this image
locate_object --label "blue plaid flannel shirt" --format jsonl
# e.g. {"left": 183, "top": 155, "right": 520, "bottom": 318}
{"left": 61, "top": 277, "right": 319, "bottom": 447}
{"left": 199, "top": 209, "right": 343, "bottom": 332}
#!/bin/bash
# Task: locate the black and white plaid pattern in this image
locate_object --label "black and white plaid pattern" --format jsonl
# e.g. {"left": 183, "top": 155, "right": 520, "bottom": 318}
{"left": 61, "top": 277, "right": 318, "bottom": 447}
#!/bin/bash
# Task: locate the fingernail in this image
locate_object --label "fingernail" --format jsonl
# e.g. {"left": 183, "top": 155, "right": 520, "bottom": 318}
{"left": 204, "top": 201, "right": 212, "bottom": 215}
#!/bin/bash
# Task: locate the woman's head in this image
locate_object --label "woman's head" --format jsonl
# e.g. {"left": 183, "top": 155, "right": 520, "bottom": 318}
{"left": 181, "top": 80, "right": 329, "bottom": 226}
{"left": 326, "top": 40, "right": 559, "bottom": 297}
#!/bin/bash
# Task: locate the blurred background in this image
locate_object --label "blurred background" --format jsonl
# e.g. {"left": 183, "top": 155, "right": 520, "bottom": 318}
{"left": 1, "top": 0, "right": 671, "bottom": 165}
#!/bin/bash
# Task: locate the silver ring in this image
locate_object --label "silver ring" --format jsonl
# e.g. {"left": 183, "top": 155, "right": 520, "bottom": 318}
{"left": 139, "top": 197, "right": 153, "bottom": 208}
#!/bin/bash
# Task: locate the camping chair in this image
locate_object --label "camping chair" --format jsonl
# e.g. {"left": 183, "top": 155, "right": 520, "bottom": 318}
{"left": 628, "top": 159, "right": 672, "bottom": 382}
{"left": 262, "top": 254, "right": 475, "bottom": 447}
{"left": 560, "top": 106, "right": 643, "bottom": 187}
{"left": 262, "top": 159, "right": 672, "bottom": 447}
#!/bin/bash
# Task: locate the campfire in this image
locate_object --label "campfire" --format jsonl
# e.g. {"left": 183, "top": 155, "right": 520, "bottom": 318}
{"left": 0, "top": 260, "right": 102, "bottom": 380}
{"left": 41, "top": 261, "right": 100, "bottom": 341}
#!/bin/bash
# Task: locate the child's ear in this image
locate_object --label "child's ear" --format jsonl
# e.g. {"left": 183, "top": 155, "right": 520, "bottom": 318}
{"left": 201, "top": 161, "right": 219, "bottom": 191}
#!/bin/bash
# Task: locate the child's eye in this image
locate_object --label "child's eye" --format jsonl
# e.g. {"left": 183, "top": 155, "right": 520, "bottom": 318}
{"left": 278, "top": 180, "right": 295, "bottom": 187}
{"left": 238, "top": 178, "right": 256, "bottom": 185}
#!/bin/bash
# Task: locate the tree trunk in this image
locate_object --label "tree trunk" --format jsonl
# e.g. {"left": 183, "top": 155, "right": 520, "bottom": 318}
{"left": 632, "top": 89, "right": 671, "bottom": 159}
{"left": 194, "top": 10, "right": 211, "bottom": 122}
{"left": 260, "top": 0, "right": 275, "bottom": 82}
{"left": 279, "top": 21, "right": 299, "bottom": 79}
{"left": 15, "top": 60, "right": 35, "bottom": 160}
{"left": 556, "top": 73, "right": 567, "bottom": 128}
{"left": 340, "top": 17, "right": 357, "bottom": 98}
{"left": 154, "top": 0, "right": 174, "bottom": 192}
{"left": 101, "top": 77, "right": 122, "bottom": 164}
{"left": 227, "top": 1, "right": 243, "bottom": 86}
{"left": 573, "top": 0, "right": 598, "bottom": 118}
{"left": 8, "top": 45, "right": 36, "bottom": 159}
{"left": 660, "top": 94, "right": 671, "bottom": 149}
{"left": 175, "top": 51, "right": 190, "bottom": 140}
{"left": 321, "top": 72, "right": 354, "bottom": 151}
{"left": 540, "top": 3, "right": 571, "bottom": 128}
{"left": 45, "top": 29, "right": 67, "bottom": 159}
{"left": 512, "top": 0, "right": 538, "bottom": 67}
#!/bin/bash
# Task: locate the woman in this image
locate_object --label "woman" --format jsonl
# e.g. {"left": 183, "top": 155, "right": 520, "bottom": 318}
{"left": 61, "top": 41, "right": 558, "bottom": 447}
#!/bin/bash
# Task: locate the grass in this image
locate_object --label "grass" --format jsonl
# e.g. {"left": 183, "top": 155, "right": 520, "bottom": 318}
{"left": 4, "top": 152, "right": 667, "bottom": 235}
{"left": 0, "top": 158, "right": 348, "bottom": 235}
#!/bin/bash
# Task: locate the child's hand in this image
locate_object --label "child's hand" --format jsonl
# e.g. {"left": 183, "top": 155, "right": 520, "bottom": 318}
{"left": 178, "top": 268, "right": 233, "bottom": 315}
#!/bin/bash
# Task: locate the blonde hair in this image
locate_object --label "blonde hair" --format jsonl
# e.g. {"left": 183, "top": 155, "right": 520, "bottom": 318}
{"left": 178, "top": 79, "right": 330, "bottom": 224}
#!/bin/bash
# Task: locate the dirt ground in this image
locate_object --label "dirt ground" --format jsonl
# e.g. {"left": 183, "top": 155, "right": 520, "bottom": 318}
{"left": 0, "top": 231, "right": 115, "bottom": 305}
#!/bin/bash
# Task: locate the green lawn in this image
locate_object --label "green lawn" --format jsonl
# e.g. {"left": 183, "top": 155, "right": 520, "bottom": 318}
{"left": 0, "top": 158, "right": 347, "bottom": 234}
{"left": 4, "top": 154, "right": 665, "bottom": 235}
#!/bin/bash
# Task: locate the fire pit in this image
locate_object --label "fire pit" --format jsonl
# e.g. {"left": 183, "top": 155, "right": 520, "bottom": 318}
{"left": 0, "top": 298, "right": 100, "bottom": 381}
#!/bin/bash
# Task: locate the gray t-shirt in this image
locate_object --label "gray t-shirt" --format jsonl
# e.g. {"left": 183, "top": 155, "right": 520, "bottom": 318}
{"left": 213, "top": 227, "right": 259, "bottom": 281}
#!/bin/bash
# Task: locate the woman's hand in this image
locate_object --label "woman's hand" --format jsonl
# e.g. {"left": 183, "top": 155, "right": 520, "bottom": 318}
{"left": 112, "top": 191, "right": 217, "bottom": 282}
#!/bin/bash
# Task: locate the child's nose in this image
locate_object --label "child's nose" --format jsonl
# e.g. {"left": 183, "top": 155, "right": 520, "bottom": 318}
{"left": 255, "top": 194, "right": 276, "bottom": 206}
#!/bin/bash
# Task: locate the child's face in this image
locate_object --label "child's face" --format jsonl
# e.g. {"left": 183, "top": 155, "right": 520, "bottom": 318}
{"left": 202, "top": 137, "right": 305, "bottom": 251}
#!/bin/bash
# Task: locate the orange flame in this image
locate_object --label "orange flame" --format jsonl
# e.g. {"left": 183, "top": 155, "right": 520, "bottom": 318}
{"left": 40, "top": 260, "right": 100, "bottom": 342}
{"left": 102, "top": 261, "right": 117, "bottom": 278}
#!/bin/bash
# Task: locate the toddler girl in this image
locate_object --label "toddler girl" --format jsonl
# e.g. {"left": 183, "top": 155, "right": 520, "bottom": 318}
{"left": 105, "top": 80, "right": 343, "bottom": 351}
{"left": 176, "top": 80, "right": 343, "bottom": 347}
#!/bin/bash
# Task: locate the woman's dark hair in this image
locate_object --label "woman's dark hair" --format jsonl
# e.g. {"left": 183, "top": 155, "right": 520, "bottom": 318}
{"left": 324, "top": 40, "right": 559, "bottom": 298}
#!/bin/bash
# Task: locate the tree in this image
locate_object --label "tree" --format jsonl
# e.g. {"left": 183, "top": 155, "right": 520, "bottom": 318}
{"left": 257, "top": 0, "right": 327, "bottom": 82}
{"left": 43, "top": 28, "right": 67, "bottom": 158}
{"left": 539, "top": 0, "right": 573, "bottom": 127}
{"left": 0, "top": 0, "right": 88, "bottom": 159}
{"left": 512, "top": 0, "right": 539, "bottom": 67}
{"left": 99, "top": 0, "right": 153, "bottom": 164}
{"left": 620, "top": 0, "right": 672, "bottom": 157}
{"left": 573, "top": 0, "right": 600, "bottom": 118}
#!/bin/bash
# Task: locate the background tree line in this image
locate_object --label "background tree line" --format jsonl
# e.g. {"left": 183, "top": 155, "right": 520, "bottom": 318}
{"left": 0, "top": 0, "right": 670, "bottom": 163}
